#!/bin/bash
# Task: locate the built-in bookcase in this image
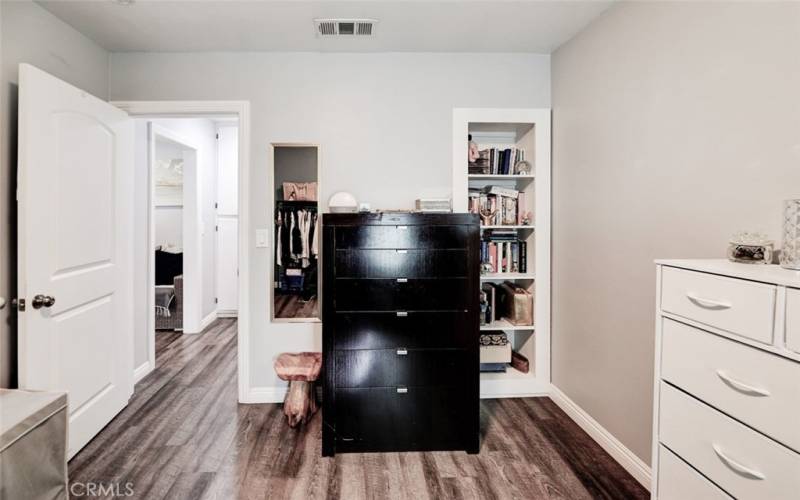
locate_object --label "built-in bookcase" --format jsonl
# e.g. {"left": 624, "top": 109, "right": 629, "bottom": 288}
{"left": 452, "top": 108, "right": 551, "bottom": 398}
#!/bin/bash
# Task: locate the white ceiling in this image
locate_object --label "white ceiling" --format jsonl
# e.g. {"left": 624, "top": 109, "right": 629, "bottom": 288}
{"left": 36, "top": 1, "right": 614, "bottom": 53}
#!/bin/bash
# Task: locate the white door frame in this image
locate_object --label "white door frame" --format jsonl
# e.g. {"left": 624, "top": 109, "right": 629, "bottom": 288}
{"left": 149, "top": 124, "right": 203, "bottom": 336}
{"left": 114, "top": 101, "right": 252, "bottom": 403}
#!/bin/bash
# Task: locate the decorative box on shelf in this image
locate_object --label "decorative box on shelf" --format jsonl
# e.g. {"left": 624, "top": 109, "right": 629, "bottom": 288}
{"left": 415, "top": 198, "right": 451, "bottom": 213}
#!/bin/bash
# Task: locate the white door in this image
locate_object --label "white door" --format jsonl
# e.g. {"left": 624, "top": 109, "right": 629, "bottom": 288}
{"left": 216, "top": 125, "right": 238, "bottom": 314}
{"left": 17, "top": 64, "right": 134, "bottom": 458}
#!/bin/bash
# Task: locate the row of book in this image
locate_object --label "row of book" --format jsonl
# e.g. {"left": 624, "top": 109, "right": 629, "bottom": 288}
{"left": 468, "top": 147, "right": 527, "bottom": 175}
{"left": 468, "top": 185, "right": 528, "bottom": 226}
{"left": 480, "top": 231, "right": 528, "bottom": 274}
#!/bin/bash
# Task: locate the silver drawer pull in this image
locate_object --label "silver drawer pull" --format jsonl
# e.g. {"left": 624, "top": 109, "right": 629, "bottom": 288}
{"left": 396, "top": 278, "right": 408, "bottom": 283}
{"left": 396, "top": 386, "right": 408, "bottom": 394}
{"left": 712, "top": 444, "right": 766, "bottom": 480}
{"left": 716, "top": 370, "right": 771, "bottom": 397}
{"left": 397, "top": 225, "right": 408, "bottom": 231}
{"left": 397, "top": 348, "right": 408, "bottom": 356}
{"left": 396, "top": 311, "right": 408, "bottom": 317}
{"left": 686, "top": 292, "right": 732, "bottom": 310}
{"left": 396, "top": 249, "right": 408, "bottom": 254}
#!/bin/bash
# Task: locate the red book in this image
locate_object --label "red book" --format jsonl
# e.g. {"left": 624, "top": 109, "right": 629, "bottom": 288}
{"left": 489, "top": 243, "right": 498, "bottom": 273}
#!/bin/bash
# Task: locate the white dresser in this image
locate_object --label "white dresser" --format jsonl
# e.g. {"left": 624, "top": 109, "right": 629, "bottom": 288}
{"left": 653, "top": 260, "right": 800, "bottom": 500}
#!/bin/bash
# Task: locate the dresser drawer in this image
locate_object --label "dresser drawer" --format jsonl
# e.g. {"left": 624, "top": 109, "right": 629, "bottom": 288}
{"left": 661, "top": 319, "right": 800, "bottom": 451}
{"left": 661, "top": 267, "right": 776, "bottom": 344}
{"left": 334, "top": 349, "right": 468, "bottom": 388}
{"left": 658, "top": 445, "right": 732, "bottom": 500}
{"left": 334, "top": 386, "right": 470, "bottom": 452}
{"left": 332, "top": 312, "right": 472, "bottom": 350}
{"left": 786, "top": 287, "right": 800, "bottom": 355}
{"left": 335, "top": 249, "right": 468, "bottom": 278}
{"left": 334, "top": 225, "right": 470, "bottom": 249}
{"left": 334, "top": 278, "right": 471, "bottom": 311}
{"left": 659, "top": 382, "right": 800, "bottom": 500}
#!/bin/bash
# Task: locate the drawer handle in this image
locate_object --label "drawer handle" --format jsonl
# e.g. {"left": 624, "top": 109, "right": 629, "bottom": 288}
{"left": 712, "top": 444, "right": 766, "bottom": 480}
{"left": 686, "top": 292, "right": 732, "bottom": 310}
{"left": 397, "top": 348, "right": 408, "bottom": 356}
{"left": 716, "top": 370, "right": 771, "bottom": 397}
{"left": 396, "top": 386, "right": 408, "bottom": 394}
{"left": 396, "top": 311, "right": 408, "bottom": 317}
{"left": 396, "top": 278, "right": 408, "bottom": 283}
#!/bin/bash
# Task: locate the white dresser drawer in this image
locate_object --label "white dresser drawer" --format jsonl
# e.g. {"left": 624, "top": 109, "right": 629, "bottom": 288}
{"left": 659, "top": 383, "right": 800, "bottom": 500}
{"left": 661, "top": 318, "right": 800, "bottom": 452}
{"left": 661, "top": 267, "right": 776, "bottom": 344}
{"left": 658, "top": 445, "right": 732, "bottom": 500}
{"left": 786, "top": 288, "right": 800, "bottom": 355}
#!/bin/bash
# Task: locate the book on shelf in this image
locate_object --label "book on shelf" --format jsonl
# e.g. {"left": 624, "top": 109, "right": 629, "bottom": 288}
{"left": 468, "top": 185, "right": 529, "bottom": 228}
{"left": 472, "top": 147, "right": 527, "bottom": 175}
{"left": 480, "top": 233, "right": 527, "bottom": 274}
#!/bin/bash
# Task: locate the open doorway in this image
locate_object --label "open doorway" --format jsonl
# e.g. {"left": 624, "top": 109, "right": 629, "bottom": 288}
{"left": 152, "top": 127, "right": 194, "bottom": 333}
{"left": 132, "top": 115, "right": 240, "bottom": 383}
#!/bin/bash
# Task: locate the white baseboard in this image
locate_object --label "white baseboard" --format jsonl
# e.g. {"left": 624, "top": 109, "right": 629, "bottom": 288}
{"left": 241, "top": 386, "right": 287, "bottom": 404}
{"left": 133, "top": 361, "right": 153, "bottom": 384}
{"left": 549, "top": 385, "right": 652, "bottom": 491}
{"left": 217, "top": 310, "right": 238, "bottom": 318}
{"left": 199, "top": 310, "right": 218, "bottom": 331}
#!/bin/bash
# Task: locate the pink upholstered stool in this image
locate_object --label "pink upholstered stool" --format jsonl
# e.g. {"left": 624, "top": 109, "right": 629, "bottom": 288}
{"left": 274, "top": 352, "right": 322, "bottom": 427}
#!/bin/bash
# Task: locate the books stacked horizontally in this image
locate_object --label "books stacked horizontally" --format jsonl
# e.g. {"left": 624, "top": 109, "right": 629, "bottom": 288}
{"left": 468, "top": 185, "right": 528, "bottom": 227}
{"left": 468, "top": 147, "right": 527, "bottom": 175}
{"left": 480, "top": 229, "right": 528, "bottom": 274}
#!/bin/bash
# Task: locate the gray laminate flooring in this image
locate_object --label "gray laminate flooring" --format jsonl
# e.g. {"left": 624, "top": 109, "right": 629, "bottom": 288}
{"left": 68, "top": 319, "right": 647, "bottom": 500}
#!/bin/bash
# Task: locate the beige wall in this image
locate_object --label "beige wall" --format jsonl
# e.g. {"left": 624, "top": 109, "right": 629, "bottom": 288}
{"left": 551, "top": 1, "right": 800, "bottom": 464}
{"left": 0, "top": 0, "right": 109, "bottom": 388}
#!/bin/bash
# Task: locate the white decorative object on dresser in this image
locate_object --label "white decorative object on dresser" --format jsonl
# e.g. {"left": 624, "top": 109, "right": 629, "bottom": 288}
{"left": 652, "top": 259, "right": 800, "bottom": 500}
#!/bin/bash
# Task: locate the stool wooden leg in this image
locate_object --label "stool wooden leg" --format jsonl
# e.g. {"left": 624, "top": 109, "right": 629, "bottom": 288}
{"left": 284, "top": 381, "right": 318, "bottom": 427}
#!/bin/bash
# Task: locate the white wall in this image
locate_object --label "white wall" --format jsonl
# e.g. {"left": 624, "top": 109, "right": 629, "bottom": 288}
{"left": 0, "top": 0, "right": 109, "bottom": 388}
{"left": 154, "top": 137, "right": 185, "bottom": 248}
{"left": 110, "top": 52, "right": 550, "bottom": 392}
{"left": 551, "top": 1, "right": 800, "bottom": 464}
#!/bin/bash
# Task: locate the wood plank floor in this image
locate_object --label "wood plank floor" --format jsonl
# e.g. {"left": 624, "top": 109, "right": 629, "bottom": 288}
{"left": 274, "top": 293, "right": 319, "bottom": 319}
{"left": 68, "top": 319, "right": 647, "bottom": 499}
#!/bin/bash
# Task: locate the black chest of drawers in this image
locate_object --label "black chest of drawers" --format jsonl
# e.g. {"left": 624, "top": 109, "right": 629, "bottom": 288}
{"left": 322, "top": 212, "right": 480, "bottom": 456}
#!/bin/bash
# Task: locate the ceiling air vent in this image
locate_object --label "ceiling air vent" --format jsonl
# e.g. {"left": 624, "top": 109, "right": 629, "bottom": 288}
{"left": 314, "top": 19, "right": 378, "bottom": 37}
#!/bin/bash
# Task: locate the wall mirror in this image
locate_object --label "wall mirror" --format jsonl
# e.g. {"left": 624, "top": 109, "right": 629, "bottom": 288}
{"left": 271, "top": 145, "right": 320, "bottom": 322}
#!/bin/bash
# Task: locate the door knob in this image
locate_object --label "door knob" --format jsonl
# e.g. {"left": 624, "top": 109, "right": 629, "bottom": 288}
{"left": 31, "top": 295, "right": 56, "bottom": 309}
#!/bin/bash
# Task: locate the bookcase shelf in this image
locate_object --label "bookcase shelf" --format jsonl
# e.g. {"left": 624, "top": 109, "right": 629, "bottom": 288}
{"left": 468, "top": 174, "right": 535, "bottom": 180}
{"left": 480, "top": 273, "right": 535, "bottom": 281}
{"left": 453, "top": 107, "right": 551, "bottom": 399}
{"left": 481, "top": 319, "right": 535, "bottom": 331}
{"left": 480, "top": 225, "right": 534, "bottom": 230}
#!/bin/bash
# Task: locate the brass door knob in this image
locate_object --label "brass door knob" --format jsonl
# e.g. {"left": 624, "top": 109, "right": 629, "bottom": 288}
{"left": 31, "top": 295, "right": 56, "bottom": 309}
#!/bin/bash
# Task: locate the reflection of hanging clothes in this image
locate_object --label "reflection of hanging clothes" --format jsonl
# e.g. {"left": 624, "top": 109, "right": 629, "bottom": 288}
{"left": 275, "top": 204, "right": 318, "bottom": 272}
{"left": 276, "top": 212, "right": 283, "bottom": 266}
{"left": 311, "top": 213, "right": 319, "bottom": 257}
{"left": 291, "top": 212, "right": 302, "bottom": 259}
